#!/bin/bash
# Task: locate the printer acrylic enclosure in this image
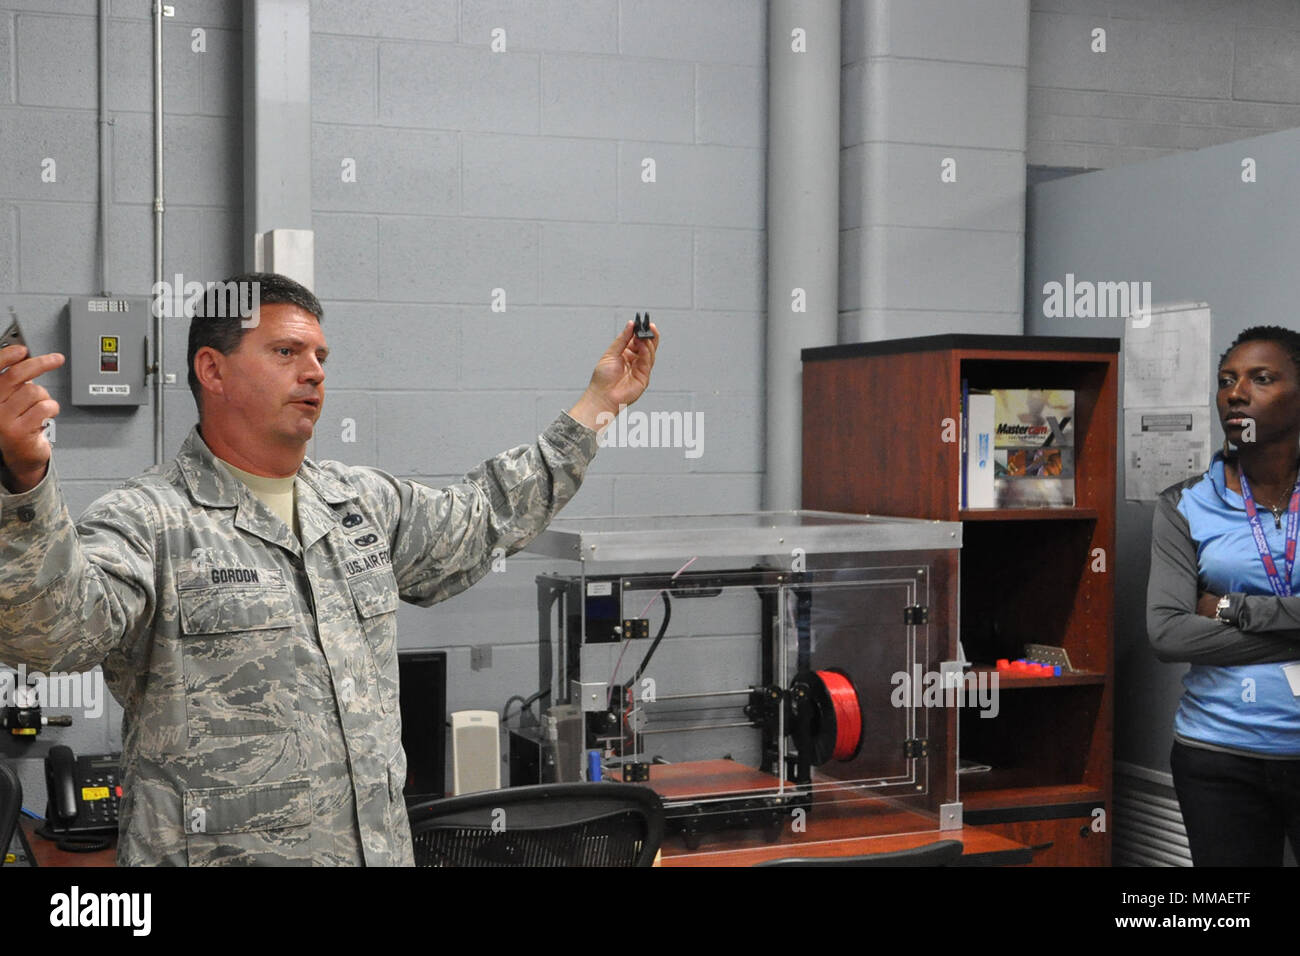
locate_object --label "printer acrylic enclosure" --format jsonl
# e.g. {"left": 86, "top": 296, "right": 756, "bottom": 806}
{"left": 512, "top": 512, "right": 961, "bottom": 851}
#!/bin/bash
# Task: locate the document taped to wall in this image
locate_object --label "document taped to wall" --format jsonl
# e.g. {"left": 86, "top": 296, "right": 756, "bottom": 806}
{"left": 1123, "top": 302, "right": 1210, "bottom": 408}
{"left": 1124, "top": 406, "right": 1211, "bottom": 500}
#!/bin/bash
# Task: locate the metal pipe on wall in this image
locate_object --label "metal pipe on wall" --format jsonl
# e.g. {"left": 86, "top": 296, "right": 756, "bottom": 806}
{"left": 762, "top": 0, "right": 841, "bottom": 511}
{"left": 97, "top": 0, "right": 112, "bottom": 297}
{"left": 152, "top": 0, "right": 166, "bottom": 465}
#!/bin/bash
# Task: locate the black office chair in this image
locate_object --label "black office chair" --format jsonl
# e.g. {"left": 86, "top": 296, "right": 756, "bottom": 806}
{"left": 754, "top": 838, "right": 965, "bottom": 867}
{"left": 407, "top": 783, "right": 665, "bottom": 867}
{"left": 0, "top": 761, "right": 22, "bottom": 868}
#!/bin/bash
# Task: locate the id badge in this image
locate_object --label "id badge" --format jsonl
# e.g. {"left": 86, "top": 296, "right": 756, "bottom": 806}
{"left": 1282, "top": 662, "right": 1300, "bottom": 697}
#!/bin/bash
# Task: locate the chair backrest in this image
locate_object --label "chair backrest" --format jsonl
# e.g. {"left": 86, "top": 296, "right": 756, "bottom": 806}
{"left": 754, "top": 838, "right": 965, "bottom": 867}
{"left": 407, "top": 783, "right": 665, "bottom": 867}
{"left": 0, "top": 761, "right": 22, "bottom": 868}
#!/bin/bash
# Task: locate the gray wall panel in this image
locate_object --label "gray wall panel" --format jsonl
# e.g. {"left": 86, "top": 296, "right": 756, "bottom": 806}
{"left": 1025, "top": 126, "right": 1300, "bottom": 773}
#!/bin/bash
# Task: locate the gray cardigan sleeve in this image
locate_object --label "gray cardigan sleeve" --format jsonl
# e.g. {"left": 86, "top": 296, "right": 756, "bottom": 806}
{"left": 1146, "top": 488, "right": 1300, "bottom": 664}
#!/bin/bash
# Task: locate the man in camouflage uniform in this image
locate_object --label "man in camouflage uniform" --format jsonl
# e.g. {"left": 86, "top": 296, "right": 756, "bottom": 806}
{"left": 0, "top": 273, "right": 659, "bottom": 865}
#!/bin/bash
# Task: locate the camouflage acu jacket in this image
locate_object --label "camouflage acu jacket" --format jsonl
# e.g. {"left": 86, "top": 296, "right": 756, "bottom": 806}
{"left": 0, "top": 412, "right": 597, "bottom": 865}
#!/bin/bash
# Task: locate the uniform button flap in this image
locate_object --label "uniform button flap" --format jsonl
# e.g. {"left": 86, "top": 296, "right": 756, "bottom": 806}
{"left": 16, "top": 505, "right": 36, "bottom": 522}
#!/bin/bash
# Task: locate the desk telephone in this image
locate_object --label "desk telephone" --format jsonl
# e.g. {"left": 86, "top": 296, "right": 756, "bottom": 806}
{"left": 42, "top": 746, "right": 121, "bottom": 849}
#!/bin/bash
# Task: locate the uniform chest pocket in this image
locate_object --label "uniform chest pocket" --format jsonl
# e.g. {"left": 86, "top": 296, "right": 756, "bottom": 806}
{"left": 347, "top": 571, "right": 399, "bottom": 715}
{"left": 177, "top": 580, "right": 299, "bottom": 738}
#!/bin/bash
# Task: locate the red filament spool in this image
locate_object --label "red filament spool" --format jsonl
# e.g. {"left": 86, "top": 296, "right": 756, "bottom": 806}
{"left": 814, "top": 668, "right": 863, "bottom": 763}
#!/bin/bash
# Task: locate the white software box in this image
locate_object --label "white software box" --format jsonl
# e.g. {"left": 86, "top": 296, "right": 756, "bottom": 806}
{"left": 965, "top": 393, "right": 996, "bottom": 508}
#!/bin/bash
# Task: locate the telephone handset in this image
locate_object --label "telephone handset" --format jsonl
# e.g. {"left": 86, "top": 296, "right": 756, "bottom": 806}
{"left": 41, "top": 746, "right": 121, "bottom": 850}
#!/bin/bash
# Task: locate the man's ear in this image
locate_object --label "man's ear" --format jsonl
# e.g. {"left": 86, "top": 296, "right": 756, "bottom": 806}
{"left": 194, "top": 346, "right": 225, "bottom": 402}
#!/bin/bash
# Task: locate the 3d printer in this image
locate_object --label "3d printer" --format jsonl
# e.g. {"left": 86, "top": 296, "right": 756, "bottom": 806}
{"left": 506, "top": 512, "right": 963, "bottom": 850}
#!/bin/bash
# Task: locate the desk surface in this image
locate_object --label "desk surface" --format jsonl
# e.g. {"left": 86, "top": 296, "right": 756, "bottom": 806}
{"left": 661, "top": 825, "right": 1028, "bottom": 866}
{"left": 19, "top": 816, "right": 117, "bottom": 867}
{"left": 646, "top": 760, "right": 1033, "bottom": 866}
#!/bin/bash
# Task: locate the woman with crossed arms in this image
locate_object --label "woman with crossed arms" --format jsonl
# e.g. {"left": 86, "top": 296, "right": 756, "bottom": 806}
{"left": 1147, "top": 325, "right": 1300, "bottom": 866}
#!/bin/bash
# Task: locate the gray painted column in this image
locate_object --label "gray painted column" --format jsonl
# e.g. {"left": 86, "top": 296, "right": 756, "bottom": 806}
{"left": 243, "top": 0, "right": 313, "bottom": 277}
{"left": 764, "top": 0, "right": 841, "bottom": 511}
{"left": 840, "top": 0, "right": 1029, "bottom": 342}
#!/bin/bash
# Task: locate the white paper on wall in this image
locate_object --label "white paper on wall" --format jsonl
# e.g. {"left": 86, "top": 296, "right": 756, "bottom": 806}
{"left": 1124, "top": 406, "right": 1212, "bottom": 501}
{"left": 1123, "top": 302, "right": 1211, "bottom": 409}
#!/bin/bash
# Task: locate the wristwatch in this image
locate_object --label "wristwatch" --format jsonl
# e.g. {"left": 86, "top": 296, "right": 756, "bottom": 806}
{"left": 1215, "top": 593, "right": 1241, "bottom": 626}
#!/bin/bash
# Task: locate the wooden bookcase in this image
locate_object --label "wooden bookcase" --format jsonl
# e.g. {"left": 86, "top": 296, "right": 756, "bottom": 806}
{"left": 801, "top": 334, "right": 1118, "bottom": 866}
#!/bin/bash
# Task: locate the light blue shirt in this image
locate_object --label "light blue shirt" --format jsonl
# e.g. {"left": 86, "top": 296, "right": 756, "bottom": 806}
{"left": 1173, "top": 454, "right": 1300, "bottom": 756}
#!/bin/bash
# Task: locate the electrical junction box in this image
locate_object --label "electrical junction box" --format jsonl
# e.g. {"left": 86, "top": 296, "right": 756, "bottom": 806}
{"left": 68, "top": 296, "right": 151, "bottom": 407}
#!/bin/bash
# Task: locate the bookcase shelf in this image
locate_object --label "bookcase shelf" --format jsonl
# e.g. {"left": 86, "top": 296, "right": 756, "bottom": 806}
{"left": 801, "top": 333, "right": 1118, "bottom": 866}
{"left": 968, "top": 665, "right": 1107, "bottom": 688}
{"left": 961, "top": 784, "right": 1106, "bottom": 812}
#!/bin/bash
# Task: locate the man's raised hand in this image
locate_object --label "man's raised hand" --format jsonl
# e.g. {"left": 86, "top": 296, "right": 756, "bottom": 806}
{"left": 568, "top": 319, "right": 659, "bottom": 433}
{"left": 0, "top": 345, "right": 66, "bottom": 493}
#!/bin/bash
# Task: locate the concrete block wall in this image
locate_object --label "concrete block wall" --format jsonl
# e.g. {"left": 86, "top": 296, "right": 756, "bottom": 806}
{"left": 0, "top": 0, "right": 243, "bottom": 804}
{"left": 1029, "top": 0, "right": 1300, "bottom": 170}
{"left": 308, "top": 0, "right": 767, "bottom": 726}
{"left": 839, "top": 0, "right": 1029, "bottom": 342}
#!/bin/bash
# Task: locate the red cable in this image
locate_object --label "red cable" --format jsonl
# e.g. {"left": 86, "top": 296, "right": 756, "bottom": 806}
{"left": 817, "top": 670, "right": 862, "bottom": 761}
